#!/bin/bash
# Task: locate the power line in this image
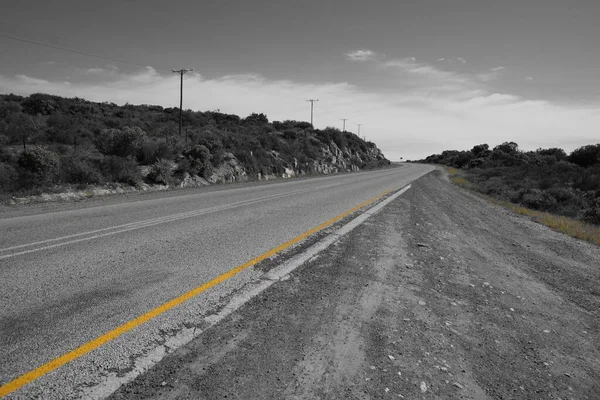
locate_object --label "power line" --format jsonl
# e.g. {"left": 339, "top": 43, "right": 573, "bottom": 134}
{"left": 0, "top": 33, "right": 155, "bottom": 69}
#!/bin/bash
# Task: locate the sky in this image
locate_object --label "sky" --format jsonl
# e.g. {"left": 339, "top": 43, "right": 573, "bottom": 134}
{"left": 1, "top": 0, "right": 599, "bottom": 161}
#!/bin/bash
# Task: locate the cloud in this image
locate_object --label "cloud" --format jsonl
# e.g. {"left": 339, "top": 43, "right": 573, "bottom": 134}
{"left": 85, "top": 68, "right": 105, "bottom": 74}
{"left": 477, "top": 66, "right": 506, "bottom": 82}
{"left": 456, "top": 57, "right": 467, "bottom": 64}
{"left": 14, "top": 74, "right": 50, "bottom": 85}
{"left": 344, "top": 49, "right": 377, "bottom": 61}
{"left": 1, "top": 65, "right": 598, "bottom": 161}
{"left": 525, "top": 76, "right": 534, "bottom": 81}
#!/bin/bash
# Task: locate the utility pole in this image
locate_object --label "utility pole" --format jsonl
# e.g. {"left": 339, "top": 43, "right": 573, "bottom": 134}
{"left": 306, "top": 99, "right": 319, "bottom": 128}
{"left": 340, "top": 118, "right": 348, "bottom": 132}
{"left": 357, "top": 124, "right": 362, "bottom": 137}
{"left": 172, "top": 68, "right": 193, "bottom": 143}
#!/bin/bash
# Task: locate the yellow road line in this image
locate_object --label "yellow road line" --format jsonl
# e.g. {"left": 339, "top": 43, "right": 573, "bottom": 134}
{"left": 0, "top": 188, "right": 393, "bottom": 397}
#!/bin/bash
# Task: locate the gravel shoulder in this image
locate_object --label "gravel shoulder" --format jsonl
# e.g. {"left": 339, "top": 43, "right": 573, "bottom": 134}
{"left": 109, "top": 169, "right": 600, "bottom": 399}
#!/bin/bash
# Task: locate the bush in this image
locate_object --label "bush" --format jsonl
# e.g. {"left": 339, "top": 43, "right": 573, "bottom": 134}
{"left": 584, "top": 198, "right": 600, "bottom": 225}
{"left": 0, "top": 162, "right": 17, "bottom": 192}
{"left": 183, "top": 145, "right": 213, "bottom": 178}
{"left": 99, "top": 156, "right": 141, "bottom": 186}
{"left": 568, "top": 144, "right": 600, "bottom": 167}
{"left": 145, "top": 159, "right": 174, "bottom": 185}
{"left": 95, "top": 126, "right": 147, "bottom": 158}
{"left": 138, "top": 139, "right": 172, "bottom": 165}
{"left": 59, "top": 156, "right": 103, "bottom": 184}
{"left": 17, "top": 146, "right": 59, "bottom": 184}
{"left": 521, "top": 189, "right": 557, "bottom": 210}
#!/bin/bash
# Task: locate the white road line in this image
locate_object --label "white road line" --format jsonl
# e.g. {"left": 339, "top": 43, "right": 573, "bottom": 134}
{"left": 0, "top": 185, "right": 327, "bottom": 260}
{"left": 81, "top": 184, "right": 412, "bottom": 399}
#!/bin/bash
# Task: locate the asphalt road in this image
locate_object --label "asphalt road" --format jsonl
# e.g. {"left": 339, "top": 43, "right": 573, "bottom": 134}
{"left": 0, "top": 163, "right": 434, "bottom": 399}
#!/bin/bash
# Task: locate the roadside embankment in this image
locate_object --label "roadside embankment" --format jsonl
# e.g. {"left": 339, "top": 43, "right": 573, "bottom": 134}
{"left": 110, "top": 170, "right": 600, "bottom": 399}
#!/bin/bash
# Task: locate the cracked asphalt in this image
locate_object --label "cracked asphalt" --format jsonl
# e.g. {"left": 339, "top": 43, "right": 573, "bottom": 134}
{"left": 109, "top": 170, "right": 599, "bottom": 399}
{"left": 0, "top": 164, "right": 433, "bottom": 399}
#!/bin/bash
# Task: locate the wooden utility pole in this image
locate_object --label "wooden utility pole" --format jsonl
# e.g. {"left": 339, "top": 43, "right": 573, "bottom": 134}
{"left": 306, "top": 99, "right": 319, "bottom": 128}
{"left": 172, "top": 68, "right": 193, "bottom": 143}
{"left": 357, "top": 124, "right": 362, "bottom": 137}
{"left": 340, "top": 118, "right": 348, "bottom": 132}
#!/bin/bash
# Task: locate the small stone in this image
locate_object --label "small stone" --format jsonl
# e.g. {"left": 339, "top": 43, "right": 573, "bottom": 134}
{"left": 370, "top": 365, "right": 376, "bottom": 370}
{"left": 451, "top": 302, "right": 458, "bottom": 306}
{"left": 510, "top": 308, "right": 515, "bottom": 312}
{"left": 418, "top": 300, "right": 426, "bottom": 306}
{"left": 388, "top": 355, "right": 395, "bottom": 360}
{"left": 564, "top": 373, "right": 572, "bottom": 378}
{"left": 483, "top": 282, "right": 490, "bottom": 286}
{"left": 420, "top": 381, "right": 428, "bottom": 392}
{"left": 543, "top": 330, "right": 551, "bottom": 334}
{"left": 469, "top": 284, "right": 475, "bottom": 288}
{"left": 161, "top": 381, "right": 167, "bottom": 386}
{"left": 385, "top": 388, "right": 390, "bottom": 393}
{"left": 403, "top": 318, "right": 410, "bottom": 321}
{"left": 453, "top": 382, "right": 464, "bottom": 389}
{"left": 397, "top": 371, "right": 402, "bottom": 376}
{"left": 440, "top": 256, "right": 445, "bottom": 260}
{"left": 416, "top": 243, "right": 429, "bottom": 248}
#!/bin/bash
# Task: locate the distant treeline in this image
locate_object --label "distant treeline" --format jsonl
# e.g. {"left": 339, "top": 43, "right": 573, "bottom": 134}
{"left": 0, "top": 93, "right": 389, "bottom": 196}
{"left": 417, "top": 142, "right": 600, "bottom": 225}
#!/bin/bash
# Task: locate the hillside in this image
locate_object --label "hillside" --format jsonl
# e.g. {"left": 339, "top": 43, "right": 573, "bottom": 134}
{"left": 0, "top": 93, "right": 389, "bottom": 199}
{"left": 417, "top": 142, "right": 600, "bottom": 226}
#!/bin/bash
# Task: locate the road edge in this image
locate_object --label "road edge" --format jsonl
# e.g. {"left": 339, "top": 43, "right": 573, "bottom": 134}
{"left": 77, "top": 184, "right": 412, "bottom": 399}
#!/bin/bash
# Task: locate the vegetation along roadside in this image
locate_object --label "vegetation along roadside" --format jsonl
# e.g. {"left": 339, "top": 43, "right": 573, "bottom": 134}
{"left": 417, "top": 143, "right": 600, "bottom": 245}
{"left": 0, "top": 93, "right": 390, "bottom": 204}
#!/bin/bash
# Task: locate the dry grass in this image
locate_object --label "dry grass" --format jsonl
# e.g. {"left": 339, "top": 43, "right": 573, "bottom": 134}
{"left": 444, "top": 166, "right": 600, "bottom": 246}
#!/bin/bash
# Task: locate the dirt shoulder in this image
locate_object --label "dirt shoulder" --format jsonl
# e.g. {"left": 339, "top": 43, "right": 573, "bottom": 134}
{"left": 109, "top": 170, "right": 600, "bottom": 399}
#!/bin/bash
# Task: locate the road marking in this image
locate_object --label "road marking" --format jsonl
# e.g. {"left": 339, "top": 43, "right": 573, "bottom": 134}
{"left": 0, "top": 187, "right": 395, "bottom": 397}
{"left": 0, "top": 185, "right": 330, "bottom": 260}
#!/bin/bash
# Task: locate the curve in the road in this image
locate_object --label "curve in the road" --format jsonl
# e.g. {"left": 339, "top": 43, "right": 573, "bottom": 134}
{"left": 0, "top": 187, "right": 392, "bottom": 398}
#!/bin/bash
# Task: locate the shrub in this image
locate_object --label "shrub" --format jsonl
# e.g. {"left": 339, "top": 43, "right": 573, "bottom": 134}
{"left": 521, "top": 189, "right": 557, "bottom": 210}
{"left": 145, "top": 159, "right": 174, "bottom": 185}
{"left": 17, "top": 146, "right": 59, "bottom": 183}
{"left": 183, "top": 145, "right": 213, "bottom": 178}
{"left": 568, "top": 144, "right": 600, "bottom": 167}
{"left": 0, "top": 162, "right": 17, "bottom": 192}
{"left": 99, "top": 156, "right": 141, "bottom": 186}
{"left": 138, "top": 139, "right": 172, "bottom": 165}
{"left": 95, "top": 126, "right": 147, "bottom": 158}
{"left": 584, "top": 198, "right": 600, "bottom": 225}
{"left": 59, "top": 156, "right": 103, "bottom": 184}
